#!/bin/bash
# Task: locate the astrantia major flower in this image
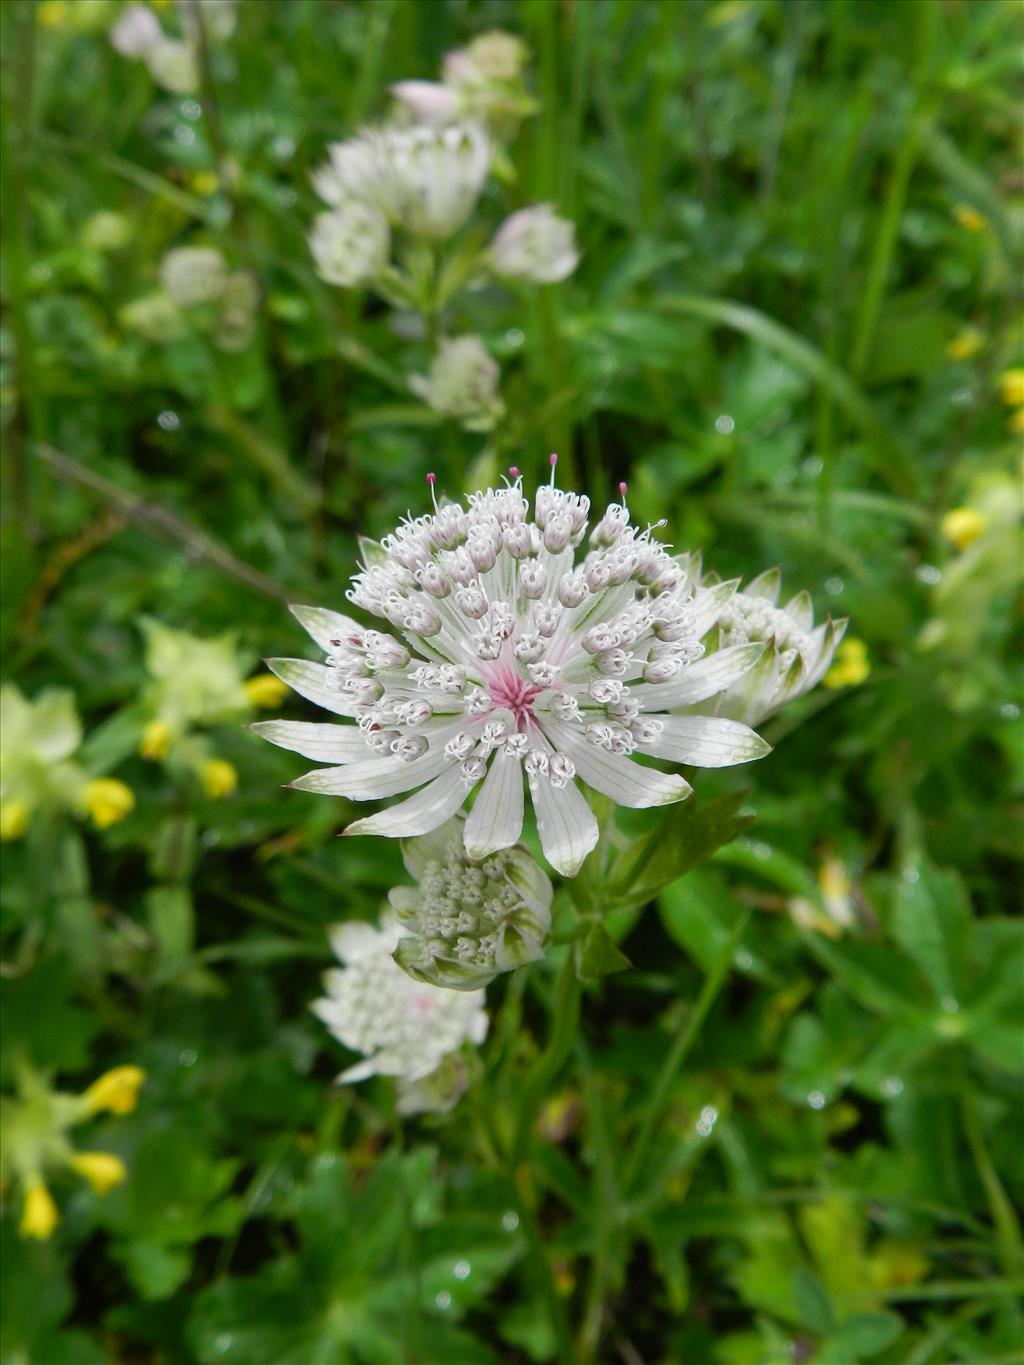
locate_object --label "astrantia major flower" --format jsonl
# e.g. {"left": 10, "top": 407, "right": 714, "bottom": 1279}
{"left": 254, "top": 462, "right": 775, "bottom": 876}
{"left": 312, "top": 123, "right": 491, "bottom": 240}
{"left": 311, "top": 917, "right": 488, "bottom": 1114}
{"left": 390, "top": 815, "right": 552, "bottom": 990}
{"left": 490, "top": 204, "right": 580, "bottom": 284}
{"left": 682, "top": 557, "right": 847, "bottom": 726}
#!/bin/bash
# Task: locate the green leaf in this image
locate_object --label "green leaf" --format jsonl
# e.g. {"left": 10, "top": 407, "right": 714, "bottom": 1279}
{"left": 791, "top": 1268, "right": 836, "bottom": 1337}
{"left": 608, "top": 791, "right": 754, "bottom": 909}
{"left": 892, "top": 858, "right": 971, "bottom": 1002}
{"left": 147, "top": 886, "right": 195, "bottom": 970}
{"left": 115, "top": 1241, "right": 192, "bottom": 1302}
{"left": 831, "top": 1311, "right": 904, "bottom": 1359}
{"left": 574, "top": 924, "right": 631, "bottom": 981}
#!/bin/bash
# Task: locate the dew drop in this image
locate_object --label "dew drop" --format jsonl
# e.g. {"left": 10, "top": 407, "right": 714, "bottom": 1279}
{"left": 178, "top": 1048, "right": 198, "bottom": 1067}
{"left": 506, "top": 328, "right": 525, "bottom": 347}
{"left": 901, "top": 865, "right": 920, "bottom": 884}
{"left": 881, "top": 1076, "right": 904, "bottom": 1098}
{"left": 715, "top": 414, "right": 735, "bottom": 435}
{"left": 807, "top": 1091, "right": 826, "bottom": 1110}
{"left": 316, "top": 1152, "right": 337, "bottom": 1170}
{"left": 214, "top": 1334, "right": 232, "bottom": 1355}
{"left": 940, "top": 995, "right": 959, "bottom": 1014}
{"left": 825, "top": 576, "right": 844, "bottom": 595}
{"left": 501, "top": 1210, "right": 519, "bottom": 1232}
{"left": 453, "top": 1260, "right": 471, "bottom": 1280}
{"left": 803, "top": 456, "right": 823, "bottom": 476}
{"left": 915, "top": 563, "right": 942, "bottom": 585}
{"left": 435, "top": 1290, "right": 452, "bottom": 1310}
{"left": 157, "top": 410, "right": 180, "bottom": 431}
{"left": 1000, "top": 703, "right": 1020, "bottom": 720}
{"left": 180, "top": 99, "right": 202, "bottom": 121}
{"left": 735, "top": 950, "right": 754, "bottom": 970}
{"left": 174, "top": 125, "right": 196, "bottom": 146}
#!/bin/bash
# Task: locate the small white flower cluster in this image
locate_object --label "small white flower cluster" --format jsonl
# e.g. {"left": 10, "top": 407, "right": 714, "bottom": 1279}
{"left": 109, "top": 1, "right": 237, "bottom": 95}
{"left": 409, "top": 337, "right": 504, "bottom": 432}
{"left": 255, "top": 465, "right": 844, "bottom": 877}
{"left": 311, "top": 916, "right": 488, "bottom": 1115}
{"left": 120, "top": 245, "right": 258, "bottom": 352}
{"left": 392, "top": 30, "right": 537, "bottom": 142}
{"left": 390, "top": 817, "right": 553, "bottom": 989}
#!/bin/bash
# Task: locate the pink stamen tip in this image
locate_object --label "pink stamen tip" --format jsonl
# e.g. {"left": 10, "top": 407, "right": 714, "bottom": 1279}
{"left": 618, "top": 482, "right": 628, "bottom": 498}
{"left": 426, "top": 472, "right": 436, "bottom": 486}
{"left": 508, "top": 466, "right": 521, "bottom": 478}
{"left": 549, "top": 453, "right": 558, "bottom": 467}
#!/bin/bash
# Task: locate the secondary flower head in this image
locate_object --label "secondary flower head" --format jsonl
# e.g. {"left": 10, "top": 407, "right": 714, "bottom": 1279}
{"left": 410, "top": 335, "right": 504, "bottom": 431}
{"left": 109, "top": 4, "right": 161, "bottom": 57}
{"left": 685, "top": 560, "right": 846, "bottom": 725}
{"left": 311, "top": 917, "right": 488, "bottom": 1114}
{"left": 254, "top": 464, "right": 785, "bottom": 876}
{"left": 490, "top": 204, "right": 580, "bottom": 284}
{"left": 309, "top": 203, "right": 390, "bottom": 288}
{"left": 159, "top": 245, "right": 229, "bottom": 309}
{"left": 1, "top": 686, "right": 85, "bottom": 833}
{"left": 313, "top": 123, "right": 491, "bottom": 239}
{"left": 390, "top": 816, "right": 552, "bottom": 989}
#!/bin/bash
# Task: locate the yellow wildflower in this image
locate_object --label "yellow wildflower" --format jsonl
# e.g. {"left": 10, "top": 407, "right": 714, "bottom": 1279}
{"left": 999, "top": 369, "right": 1024, "bottom": 407}
{"left": 70, "top": 1151, "right": 129, "bottom": 1196}
{"left": 84, "top": 778, "right": 135, "bottom": 829}
{"left": 202, "top": 758, "right": 238, "bottom": 799}
{"left": 945, "top": 328, "right": 983, "bottom": 362}
{"left": 140, "top": 718, "right": 172, "bottom": 760}
{"left": 953, "top": 203, "right": 987, "bottom": 233}
{"left": 37, "top": 0, "right": 68, "bottom": 26}
{"left": 190, "top": 171, "right": 221, "bottom": 197}
{"left": 20, "top": 1179, "right": 60, "bottom": 1240}
{"left": 244, "top": 674, "right": 290, "bottom": 708}
{"left": 823, "top": 638, "right": 870, "bottom": 690}
{"left": 940, "top": 507, "right": 986, "bottom": 551}
{"left": 0, "top": 798, "right": 29, "bottom": 842}
{"left": 81, "top": 1065, "right": 146, "bottom": 1117}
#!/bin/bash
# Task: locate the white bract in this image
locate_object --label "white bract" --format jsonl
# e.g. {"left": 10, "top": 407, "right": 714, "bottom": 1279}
{"left": 311, "top": 917, "right": 488, "bottom": 1114}
{"left": 309, "top": 204, "right": 390, "bottom": 288}
{"left": 409, "top": 335, "right": 504, "bottom": 431}
{"left": 312, "top": 123, "right": 491, "bottom": 240}
{"left": 159, "top": 246, "right": 228, "bottom": 308}
{"left": 253, "top": 466, "right": 789, "bottom": 877}
{"left": 390, "top": 80, "right": 462, "bottom": 127}
{"left": 390, "top": 816, "right": 552, "bottom": 989}
{"left": 682, "top": 556, "right": 846, "bottom": 725}
{"left": 490, "top": 204, "right": 579, "bottom": 284}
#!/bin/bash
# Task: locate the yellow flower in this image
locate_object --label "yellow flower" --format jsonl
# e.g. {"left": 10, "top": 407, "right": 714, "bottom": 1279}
{"left": 139, "top": 719, "right": 172, "bottom": 760}
{"left": 941, "top": 507, "right": 987, "bottom": 551}
{"left": 20, "top": 1179, "right": 60, "bottom": 1240}
{"left": 953, "top": 203, "right": 987, "bottom": 233}
{"left": 84, "top": 778, "right": 135, "bottom": 829}
{"left": 999, "top": 368, "right": 1024, "bottom": 407}
{"left": 244, "top": 674, "right": 290, "bottom": 708}
{"left": 0, "top": 798, "right": 29, "bottom": 842}
{"left": 190, "top": 171, "right": 221, "bottom": 197}
{"left": 37, "top": 0, "right": 68, "bottom": 26}
{"left": 823, "top": 638, "right": 870, "bottom": 690}
{"left": 81, "top": 1065, "right": 146, "bottom": 1117}
{"left": 202, "top": 758, "right": 238, "bottom": 799}
{"left": 70, "top": 1151, "right": 129, "bottom": 1196}
{"left": 945, "top": 328, "right": 983, "bottom": 362}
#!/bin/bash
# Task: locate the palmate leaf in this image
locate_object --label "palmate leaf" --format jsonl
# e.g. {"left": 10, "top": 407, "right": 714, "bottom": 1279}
{"left": 188, "top": 1153, "right": 521, "bottom": 1365}
{"left": 606, "top": 790, "right": 755, "bottom": 911}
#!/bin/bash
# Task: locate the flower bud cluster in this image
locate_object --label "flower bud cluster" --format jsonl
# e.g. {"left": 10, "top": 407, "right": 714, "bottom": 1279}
{"left": 389, "top": 817, "right": 553, "bottom": 989}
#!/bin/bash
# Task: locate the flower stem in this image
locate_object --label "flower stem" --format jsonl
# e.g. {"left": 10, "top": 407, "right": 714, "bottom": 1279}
{"left": 624, "top": 908, "right": 750, "bottom": 1195}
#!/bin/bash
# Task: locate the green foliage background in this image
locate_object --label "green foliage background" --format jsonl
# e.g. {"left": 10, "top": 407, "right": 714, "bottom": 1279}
{"left": 1, "top": 0, "right": 1022, "bottom": 1361}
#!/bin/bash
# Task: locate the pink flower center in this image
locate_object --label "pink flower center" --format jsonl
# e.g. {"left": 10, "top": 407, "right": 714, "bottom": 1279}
{"left": 486, "top": 665, "right": 541, "bottom": 730}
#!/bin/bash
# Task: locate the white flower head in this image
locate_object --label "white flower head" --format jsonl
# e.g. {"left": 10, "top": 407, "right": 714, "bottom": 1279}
{"left": 313, "top": 123, "right": 491, "bottom": 239}
{"left": 311, "top": 916, "right": 488, "bottom": 1113}
{"left": 309, "top": 204, "right": 390, "bottom": 289}
{"left": 390, "top": 816, "right": 552, "bottom": 989}
{"left": 444, "top": 31, "right": 529, "bottom": 89}
{"left": 490, "top": 204, "right": 580, "bottom": 284}
{"left": 253, "top": 464, "right": 788, "bottom": 877}
{"left": 109, "top": 4, "right": 162, "bottom": 57}
{"left": 159, "top": 246, "right": 227, "bottom": 308}
{"left": 144, "top": 36, "right": 199, "bottom": 94}
{"left": 683, "top": 556, "right": 847, "bottom": 725}
{"left": 410, "top": 336, "right": 504, "bottom": 431}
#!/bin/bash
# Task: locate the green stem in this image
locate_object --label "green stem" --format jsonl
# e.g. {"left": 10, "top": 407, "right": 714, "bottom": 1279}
{"left": 624, "top": 910, "right": 750, "bottom": 1194}
{"left": 960, "top": 1076, "right": 1024, "bottom": 1281}
{"left": 512, "top": 950, "right": 581, "bottom": 1168}
{"left": 576, "top": 1041, "right": 618, "bottom": 1364}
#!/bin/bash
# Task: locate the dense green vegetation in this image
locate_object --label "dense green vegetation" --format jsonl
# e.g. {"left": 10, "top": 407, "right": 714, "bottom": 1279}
{"left": 1, "top": 1, "right": 1021, "bottom": 1362}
